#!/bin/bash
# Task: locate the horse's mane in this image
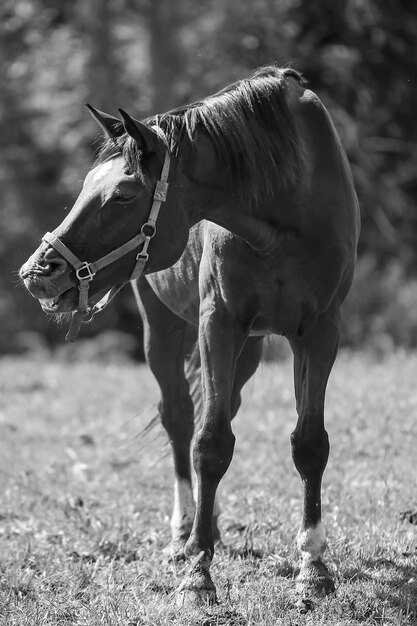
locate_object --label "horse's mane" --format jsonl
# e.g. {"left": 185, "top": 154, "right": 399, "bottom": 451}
{"left": 97, "top": 66, "right": 305, "bottom": 208}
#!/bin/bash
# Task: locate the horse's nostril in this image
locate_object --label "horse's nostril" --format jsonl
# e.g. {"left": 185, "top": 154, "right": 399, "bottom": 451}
{"left": 42, "top": 251, "right": 68, "bottom": 277}
{"left": 43, "top": 262, "right": 54, "bottom": 276}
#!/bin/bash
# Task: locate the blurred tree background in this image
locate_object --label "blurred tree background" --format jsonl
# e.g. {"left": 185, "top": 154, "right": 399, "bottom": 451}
{"left": 1, "top": 0, "right": 417, "bottom": 357}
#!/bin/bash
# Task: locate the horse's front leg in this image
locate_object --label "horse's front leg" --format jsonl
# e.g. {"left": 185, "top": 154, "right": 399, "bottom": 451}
{"left": 177, "top": 306, "right": 246, "bottom": 607}
{"left": 289, "top": 305, "right": 340, "bottom": 609}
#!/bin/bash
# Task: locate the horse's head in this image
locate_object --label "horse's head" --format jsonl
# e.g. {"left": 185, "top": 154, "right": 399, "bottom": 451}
{"left": 20, "top": 106, "right": 190, "bottom": 332}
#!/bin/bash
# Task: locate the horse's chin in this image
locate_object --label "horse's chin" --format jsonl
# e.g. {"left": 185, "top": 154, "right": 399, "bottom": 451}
{"left": 39, "top": 287, "right": 78, "bottom": 314}
{"left": 39, "top": 286, "right": 112, "bottom": 327}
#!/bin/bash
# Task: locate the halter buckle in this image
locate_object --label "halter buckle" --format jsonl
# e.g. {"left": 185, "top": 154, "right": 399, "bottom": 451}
{"left": 76, "top": 262, "right": 96, "bottom": 282}
{"left": 136, "top": 250, "right": 149, "bottom": 262}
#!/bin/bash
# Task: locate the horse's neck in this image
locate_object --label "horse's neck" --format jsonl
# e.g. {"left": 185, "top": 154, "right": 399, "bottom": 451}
{"left": 178, "top": 134, "right": 283, "bottom": 255}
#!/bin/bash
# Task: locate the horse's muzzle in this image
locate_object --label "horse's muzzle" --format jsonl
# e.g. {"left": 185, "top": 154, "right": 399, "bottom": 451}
{"left": 19, "top": 245, "right": 78, "bottom": 312}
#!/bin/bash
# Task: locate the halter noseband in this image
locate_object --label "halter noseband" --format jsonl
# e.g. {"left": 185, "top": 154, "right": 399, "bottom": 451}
{"left": 42, "top": 129, "right": 170, "bottom": 342}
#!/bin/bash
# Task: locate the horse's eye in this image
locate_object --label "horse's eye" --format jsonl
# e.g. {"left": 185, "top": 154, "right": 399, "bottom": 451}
{"left": 114, "top": 194, "right": 136, "bottom": 204}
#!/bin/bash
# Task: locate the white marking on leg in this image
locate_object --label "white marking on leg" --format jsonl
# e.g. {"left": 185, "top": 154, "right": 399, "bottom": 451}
{"left": 297, "top": 521, "right": 327, "bottom": 562}
{"left": 213, "top": 493, "right": 221, "bottom": 519}
{"left": 171, "top": 478, "right": 195, "bottom": 540}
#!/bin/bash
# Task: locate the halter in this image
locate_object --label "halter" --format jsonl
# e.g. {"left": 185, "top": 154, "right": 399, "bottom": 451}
{"left": 42, "top": 130, "right": 170, "bottom": 342}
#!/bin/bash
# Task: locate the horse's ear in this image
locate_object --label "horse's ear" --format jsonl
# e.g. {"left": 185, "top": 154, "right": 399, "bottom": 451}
{"left": 86, "top": 104, "right": 124, "bottom": 139}
{"left": 118, "top": 108, "right": 160, "bottom": 154}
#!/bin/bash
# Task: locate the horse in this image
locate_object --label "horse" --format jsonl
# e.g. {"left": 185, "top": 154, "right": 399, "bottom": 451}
{"left": 20, "top": 66, "right": 360, "bottom": 610}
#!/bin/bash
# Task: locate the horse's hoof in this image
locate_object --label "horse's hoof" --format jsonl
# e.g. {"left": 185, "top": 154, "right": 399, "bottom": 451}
{"left": 295, "top": 558, "right": 335, "bottom": 605}
{"left": 176, "top": 586, "right": 217, "bottom": 608}
{"left": 296, "top": 597, "right": 315, "bottom": 613}
{"left": 176, "top": 554, "right": 217, "bottom": 609}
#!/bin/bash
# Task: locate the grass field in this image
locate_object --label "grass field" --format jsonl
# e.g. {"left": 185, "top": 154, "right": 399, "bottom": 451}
{"left": 0, "top": 349, "right": 416, "bottom": 625}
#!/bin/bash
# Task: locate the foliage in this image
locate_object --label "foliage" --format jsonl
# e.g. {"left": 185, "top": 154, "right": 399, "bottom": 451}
{"left": 1, "top": 0, "right": 416, "bottom": 352}
{"left": 0, "top": 353, "right": 416, "bottom": 624}
{"left": 342, "top": 256, "right": 417, "bottom": 351}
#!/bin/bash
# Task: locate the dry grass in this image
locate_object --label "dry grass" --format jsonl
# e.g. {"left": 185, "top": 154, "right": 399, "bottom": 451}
{"left": 0, "top": 350, "right": 416, "bottom": 625}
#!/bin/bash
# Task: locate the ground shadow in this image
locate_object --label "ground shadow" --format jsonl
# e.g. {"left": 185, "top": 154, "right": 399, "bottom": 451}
{"left": 340, "top": 553, "right": 417, "bottom": 622}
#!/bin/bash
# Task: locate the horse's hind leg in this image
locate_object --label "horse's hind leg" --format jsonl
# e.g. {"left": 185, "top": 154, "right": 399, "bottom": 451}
{"left": 135, "top": 278, "right": 195, "bottom": 559}
{"left": 289, "top": 304, "right": 340, "bottom": 607}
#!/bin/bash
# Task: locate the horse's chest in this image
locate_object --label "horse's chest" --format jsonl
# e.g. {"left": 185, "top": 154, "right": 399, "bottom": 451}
{"left": 250, "top": 296, "right": 313, "bottom": 338}
{"left": 248, "top": 266, "right": 319, "bottom": 339}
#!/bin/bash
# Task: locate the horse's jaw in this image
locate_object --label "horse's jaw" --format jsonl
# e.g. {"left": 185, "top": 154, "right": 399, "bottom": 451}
{"left": 38, "top": 287, "right": 79, "bottom": 313}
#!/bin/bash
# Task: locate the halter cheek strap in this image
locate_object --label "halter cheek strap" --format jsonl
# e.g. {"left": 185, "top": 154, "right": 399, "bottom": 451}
{"left": 42, "top": 133, "right": 170, "bottom": 342}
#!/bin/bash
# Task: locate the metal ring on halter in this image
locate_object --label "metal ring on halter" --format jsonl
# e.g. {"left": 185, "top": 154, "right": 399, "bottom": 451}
{"left": 81, "top": 310, "right": 95, "bottom": 324}
{"left": 141, "top": 222, "right": 157, "bottom": 239}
